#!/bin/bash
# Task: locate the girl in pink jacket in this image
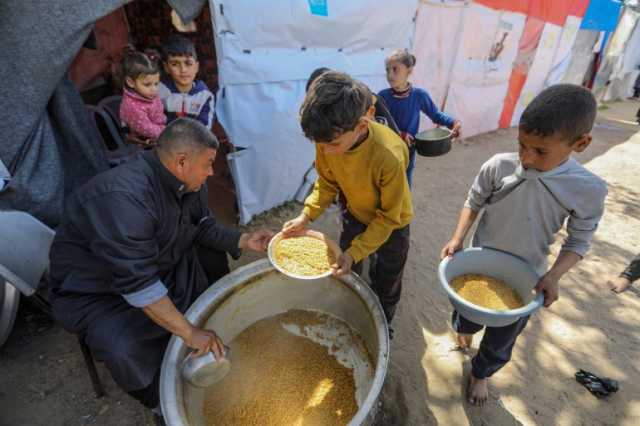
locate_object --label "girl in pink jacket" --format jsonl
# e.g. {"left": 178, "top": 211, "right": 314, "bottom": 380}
{"left": 119, "top": 51, "right": 166, "bottom": 142}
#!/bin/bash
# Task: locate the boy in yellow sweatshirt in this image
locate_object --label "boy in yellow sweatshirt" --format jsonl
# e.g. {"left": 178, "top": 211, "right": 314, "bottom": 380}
{"left": 283, "top": 71, "right": 413, "bottom": 328}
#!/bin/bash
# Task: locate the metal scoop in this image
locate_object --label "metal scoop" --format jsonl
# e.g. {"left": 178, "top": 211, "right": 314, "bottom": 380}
{"left": 181, "top": 345, "right": 231, "bottom": 387}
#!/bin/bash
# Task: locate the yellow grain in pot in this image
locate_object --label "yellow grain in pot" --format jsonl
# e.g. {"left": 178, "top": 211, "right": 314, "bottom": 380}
{"left": 274, "top": 236, "right": 336, "bottom": 276}
{"left": 451, "top": 274, "right": 524, "bottom": 311}
{"left": 204, "top": 310, "right": 360, "bottom": 426}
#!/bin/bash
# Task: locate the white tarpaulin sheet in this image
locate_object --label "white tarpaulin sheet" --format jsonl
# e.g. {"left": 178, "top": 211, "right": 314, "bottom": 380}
{"left": 601, "top": 9, "right": 640, "bottom": 101}
{"left": 561, "top": 29, "right": 600, "bottom": 85}
{"left": 545, "top": 15, "right": 583, "bottom": 87}
{"left": 443, "top": 3, "right": 526, "bottom": 137}
{"left": 594, "top": 8, "right": 639, "bottom": 100}
{"left": 511, "top": 22, "right": 564, "bottom": 126}
{"left": 412, "top": 0, "right": 465, "bottom": 132}
{"left": 209, "top": 0, "right": 418, "bottom": 224}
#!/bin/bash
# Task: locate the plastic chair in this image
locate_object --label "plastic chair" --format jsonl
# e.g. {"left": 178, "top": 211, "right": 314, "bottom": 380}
{"left": 0, "top": 210, "right": 105, "bottom": 397}
{"left": 97, "top": 96, "right": 128, "bottom": 142}
{"left": 86, "top": 105, "right": 137, "bottom": 167}
{"left": 97, "top": 95, "right": 122, "bottom": 127}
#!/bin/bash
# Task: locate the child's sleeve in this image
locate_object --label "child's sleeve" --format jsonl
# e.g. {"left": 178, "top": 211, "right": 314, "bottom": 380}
{"left": 197, "top": 93, "right": 215, "bottom": 128}
{"left": 302, "top": 147, "right": 339, "bottom": 221}
{"left": 561, "top": 179, "right": 608, "bottom": 258}
{"left": 121, "top": 102, "right": 165, "bottom": 140}
{"left": 464, "top": 156, "right": 498, "bottom": 212}
{"left": 418, "top": 89, "right": 456, "bottom": 128}
{"left": 150, "top": 99, "right": 167, "bottom": 127}
{"left": 346, "top": 156, "right": 410, "bottom": 263}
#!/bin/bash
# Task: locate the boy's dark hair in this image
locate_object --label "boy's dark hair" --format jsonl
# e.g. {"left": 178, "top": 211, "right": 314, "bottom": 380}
{"left": 161, "top": 34, "right": 198, "bottom": 62}
{"left": 519, "top": 84, "right": 597, "bottom": 142}
{"left": 306, "top": 67, "right": 331, "bottom": 92}
{"left": 300, "top": 71, "right": 373, "bottom": 143}
{"left": 123, "top": 51, "right": 159, "bottom": 81}
{"left": 157, "top": 118, "right": 218, "bottom": 157}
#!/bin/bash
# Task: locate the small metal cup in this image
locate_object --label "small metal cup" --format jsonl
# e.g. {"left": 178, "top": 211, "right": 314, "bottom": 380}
{"left": 181, "top": 345, "right": 231, "bottom": 388}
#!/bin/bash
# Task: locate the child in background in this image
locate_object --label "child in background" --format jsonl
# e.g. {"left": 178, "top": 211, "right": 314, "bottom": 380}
{"left": 440, "top": 84, "right": 607, "bottom": 406}
{"left": 119, "top": 51, "right": 166, "bottom": 142}
{"left": 379, "top": 49, "right": 461, "bottom": 187}
{"left": 158, "top": 34, "right": 215, "bottom": 129}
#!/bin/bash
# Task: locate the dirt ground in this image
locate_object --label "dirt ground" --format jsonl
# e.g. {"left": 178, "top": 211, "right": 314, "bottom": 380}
{"left": 1, "top": 101, "right": 639, "bottom": 426}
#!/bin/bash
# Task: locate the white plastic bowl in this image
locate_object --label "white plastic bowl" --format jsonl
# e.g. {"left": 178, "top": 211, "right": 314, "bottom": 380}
{"left": 438, "top": 247, "right": 544, "bottom": 327}
{"left": 267, "top": 230, "right": 341, "bottom": 280}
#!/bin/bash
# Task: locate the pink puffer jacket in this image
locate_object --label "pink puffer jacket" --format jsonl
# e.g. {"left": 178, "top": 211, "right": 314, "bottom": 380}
{"left": 119, "top": 87, "right": 167, "bottom": 140}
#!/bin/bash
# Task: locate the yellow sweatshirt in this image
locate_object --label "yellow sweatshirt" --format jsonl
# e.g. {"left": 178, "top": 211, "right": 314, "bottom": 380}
{"left": 303, "top": 121, "right": 413, "bottom": 262}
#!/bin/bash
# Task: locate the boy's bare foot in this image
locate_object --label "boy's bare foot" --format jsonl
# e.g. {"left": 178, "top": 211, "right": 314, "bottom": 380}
{"left": 467, "top": 374, "right": 489, "bottom": 406}
{"left": 607, "top": 276, "right": 631, "bottom": 293}
{"left": 454, "top": 333, "right": 473, "bottom": 353}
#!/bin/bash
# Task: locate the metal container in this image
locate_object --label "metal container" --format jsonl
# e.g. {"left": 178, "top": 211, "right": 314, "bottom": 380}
{"left": 438, "top": 247, "right": 544, "bottom": 327}
{"left": 160, "top": 259, "right": 389, "bottom": 426}
{"left": 181, "top": 346, "right": 231, "bottom": 388}
{"left": 267, "top": 229, "right": 342, "bottom": 280}
{"left": 414, "top": 128, "right": 453, "bottom": 157}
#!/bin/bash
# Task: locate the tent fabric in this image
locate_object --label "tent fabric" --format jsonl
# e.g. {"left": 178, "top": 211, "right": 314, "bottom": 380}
{"left": 0, "top": 0, "right": 122, "bottom": 227}
{"left": 440, "top": 3, "right": 526, "bottom": 137}
{"left": 210, "top": 0, "right": 417, "bottom": 224}
{"left": 474, "top": 0, "right": 529, "bottom": 14}
{"left": 545, "top": 15, "right": 583, "bottom": 86}
{"left": 510, "top": 22, "right": 565, "bottom": 126}
{"left": 498, "top": 1, "right": 590, "bottom": 128}
{"left": 561, "top": 29, "right": 600, "bottom": 85}
{"left": 412, "top": 0, "right": 465, "bottom": 132}
{"left": 166, "top": 0, "right": 207, "bottom": 23}
{"left": 581, "top": 0, "right": 622, "bottom": 31}
{"left": 599, "top": 8, "right": 640, "bottom": 101}
{"left": 499, "top": 16, "right": 545, "bottom": 127}
{"left": 68, "top": 8, "right": 129, "bottom": 92}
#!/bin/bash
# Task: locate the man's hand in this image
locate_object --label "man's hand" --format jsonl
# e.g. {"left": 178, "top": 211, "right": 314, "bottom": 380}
{"left": 607, "top": 276, "right": 632, "bottom": 294}
{"left": 534, "top": 273, "right": 560, "bottom": 308}
{"left": 451, "top": 121, "right": 462, "bottom": 140}
{"left": 440, "top": 238, "right": 463, "bottom": 259}
{"left": 239, "top": 230, "right": 275, "bottom": 252}
{"left": 282, "top": 213, "right": 310, "bottom": 236}
{"left": 125, "top": 134, "right": 155, "bottom": 146}
{"left": 332, "top": 252, "right": 354, "bottom": 276}
{"left": 185, "top": 325, "right": 225, "bottom": 358}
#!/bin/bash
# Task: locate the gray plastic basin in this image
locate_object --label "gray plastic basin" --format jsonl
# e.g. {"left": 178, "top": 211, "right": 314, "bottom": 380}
{"left": 438, "top": 247, "right": 543, "bottom": 327}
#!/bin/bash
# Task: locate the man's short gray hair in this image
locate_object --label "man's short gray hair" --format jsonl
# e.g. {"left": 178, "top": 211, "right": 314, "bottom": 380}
{"left": 156, "top": 118, "right": 219, "bottom": 157}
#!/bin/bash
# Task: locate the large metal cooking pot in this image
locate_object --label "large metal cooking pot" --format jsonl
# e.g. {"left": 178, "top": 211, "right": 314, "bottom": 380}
{"left": 160, "top": 259, "right": 389, "bottom": 426}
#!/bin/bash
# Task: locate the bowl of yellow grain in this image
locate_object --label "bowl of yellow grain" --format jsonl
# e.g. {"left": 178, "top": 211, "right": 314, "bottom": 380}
{"left": 268, "top": 230, "right": 342, "bottom": 280}
{"left": 438, "top": 247, "right": 544, "bottom": 327}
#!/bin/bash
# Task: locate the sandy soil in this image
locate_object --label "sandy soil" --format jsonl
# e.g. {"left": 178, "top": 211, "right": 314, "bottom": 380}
{"left": 1, "top": 101, "right": 639, "bottom": 426}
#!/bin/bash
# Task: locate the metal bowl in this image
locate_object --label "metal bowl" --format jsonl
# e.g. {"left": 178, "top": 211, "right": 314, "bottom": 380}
{"left": 414, "top": 128, "right": 453, "bottom": 157}
{"left": 267, "top": 230, "right": 342, "bottom": 280}
{"left": 438, "top": 247, "right": 544, "bottom": 327}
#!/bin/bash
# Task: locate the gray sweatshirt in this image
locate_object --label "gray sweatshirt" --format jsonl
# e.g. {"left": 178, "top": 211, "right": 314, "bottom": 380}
{"left": 465, "top": 153, "right": 608, "bottom": 276}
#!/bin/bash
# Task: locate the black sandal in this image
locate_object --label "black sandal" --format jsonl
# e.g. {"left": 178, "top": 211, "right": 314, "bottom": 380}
{"left": 575, "top": 369, "right": 619, "bottom": 399}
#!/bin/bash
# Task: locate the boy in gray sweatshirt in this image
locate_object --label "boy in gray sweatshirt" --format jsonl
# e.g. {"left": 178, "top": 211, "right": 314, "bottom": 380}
{"left": 440, "top": 84, "right": 608, "bottom": 406}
